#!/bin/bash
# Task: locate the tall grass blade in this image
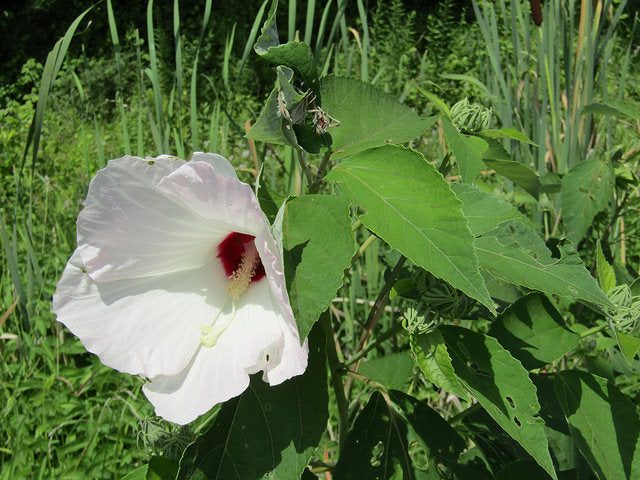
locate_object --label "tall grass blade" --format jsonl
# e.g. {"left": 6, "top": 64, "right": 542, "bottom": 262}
{"left": 174, "top": 0, "right": 185, "bottom": 155}
{"left": 190, "top": 0, "right": 213, "bottom": 151}
{"left": 356, "top": 0, "right": 369, "bottom": 82}
{"left": 107, "top": 0, "right": 131, "bottom": 154}
{"left": 0, "top": 216, "right": 27, "bottom": 329}
{"left": 20, "top": 6, "right": 92, "bottom": 175}
{"left": 147, "top": 0, "right": 167, "bottom": 153}
{"left": 239, "top": 0, "right": 269, "bottom": 76}
{"left": 288, "top": 0, "right": 297, "bottom": 42}
{"left": 304, "top": 0, "right": 316, "bottom": 45}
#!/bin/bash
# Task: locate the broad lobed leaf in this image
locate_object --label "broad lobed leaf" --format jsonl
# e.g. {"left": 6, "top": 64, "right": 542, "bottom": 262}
{"left": 327, "top": 145, "right": 495, "bottom": 313}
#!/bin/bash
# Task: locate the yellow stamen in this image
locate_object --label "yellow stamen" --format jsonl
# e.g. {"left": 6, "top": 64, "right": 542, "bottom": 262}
{"left": 226, "top": 241, "right": 260, "bottom": 302}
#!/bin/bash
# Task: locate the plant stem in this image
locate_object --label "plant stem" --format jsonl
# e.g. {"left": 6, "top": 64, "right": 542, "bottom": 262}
{"left": 344, "top": 255, "right": 406, "bottom": 395}
{"left": 579, "top": 322, "right": 610, "bottom": 338}
{"left": 341, "top": 322, "right": 404, "bottom": 369}
{"left": 309, "top": 149, "right": 332, "bottom": 193}
{"left": 447, "top": 402, "right": 483, "bottom": 425}
{"left": 321, "top": 312, "right": 349, "bottom": 452}
{"left": 297, "top": 149, "right": 314, "bottom": 188}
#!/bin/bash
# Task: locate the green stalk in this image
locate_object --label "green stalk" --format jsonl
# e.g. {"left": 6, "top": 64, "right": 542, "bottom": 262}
{"left": 321, "top": 312, "right": 349, "bottom": 451}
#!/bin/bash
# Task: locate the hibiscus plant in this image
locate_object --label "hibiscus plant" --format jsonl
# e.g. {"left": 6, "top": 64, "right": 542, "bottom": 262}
{"left": 53, "top": 1, "right": 640, "bottom": 479}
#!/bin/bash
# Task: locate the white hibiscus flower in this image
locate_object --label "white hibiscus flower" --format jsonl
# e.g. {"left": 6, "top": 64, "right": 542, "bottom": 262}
{"left": 53, "top": 153, "right": 308, "bottom": 425}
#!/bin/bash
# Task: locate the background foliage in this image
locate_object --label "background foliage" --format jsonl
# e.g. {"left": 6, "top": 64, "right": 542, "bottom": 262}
{"left": 2, "top": 0, "right": 640, "bottom": 478}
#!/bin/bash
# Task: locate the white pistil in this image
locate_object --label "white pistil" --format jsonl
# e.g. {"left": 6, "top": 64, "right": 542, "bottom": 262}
{"left": 200, "top": 241, "right": 262, "bottom": 348}
{"left": 200, "top": 301, "right": 236, "bottom": 347}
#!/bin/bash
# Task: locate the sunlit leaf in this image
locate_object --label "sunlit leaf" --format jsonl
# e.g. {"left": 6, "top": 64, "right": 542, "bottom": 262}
{"left": 327, "top": 145, "right": 495, "bottom": 313}
{"left": 411, "top": 330, "right": 470, "bottom": 401}
{"left": 476, "top": 222, "right": 610, "bottom": 307}
{"left": 282, "top": 195, "right": 354, "bottom": 339}
{"left": 481, "top": 128, "right": 537, "bottom": 145}
{"left": 441, "top": 115, "right": 487, "bottom": 183}
{"left": 451, "top": 183, "right": 524, "bottom": 236}
{"left": 321, "top": 76, "right": 436, "bottom": 160}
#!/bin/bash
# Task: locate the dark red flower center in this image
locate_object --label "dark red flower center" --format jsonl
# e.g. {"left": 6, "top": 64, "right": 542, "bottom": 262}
{"left": 217, "top": 232, "right": 266, "bottom": 283}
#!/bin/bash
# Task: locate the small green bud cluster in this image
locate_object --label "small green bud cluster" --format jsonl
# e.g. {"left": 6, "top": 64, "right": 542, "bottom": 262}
{"left": 606, "top": 284, "right": 640, "bottom": 334}
{"left": 450, "top": 97, "right": 492, "bottom": 134}
{"left": 400, "top": 270, "right": 472, "bottom": 334}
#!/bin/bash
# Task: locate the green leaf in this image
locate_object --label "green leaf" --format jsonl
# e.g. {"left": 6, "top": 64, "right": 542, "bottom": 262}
{"left": 121, "top": 457, "right": 178, "bottom": 480}
{"left": 334, "top": 392, "right": 429, "bottom": 479}
{"left": 582, "top": 101, "right": 640, "bottom": 121}
{"left": 451, "top": 183, "right": 524, "bottom": 236}
{"left": 176, "top": 326, "right": 328, "bottom": 480}
{"left": 488, "top": 293, "right": 580, "bottom": 370}
{"left": 254, "top": 0, "right": 317, "bottom": 85}
{"left": 484, "top": 158, "right": 540, "bottom": 198}
{"left": 282, "top": 195, "right": 354, "bottom": 340}
{"left": 359, "top": 352, "right": 414, "bottom": 390}
{"left": 531, "top": 374, "right": 588, "bottom": 475}
{"left": 562, "top": 159, "right": 614, "bottom": 244}
{"left": 389, "top": 391, "right": 491, "bottom": 478}
{"left": 476, "top": 222, "right": 610, "bottom": 308}
{"left": 617, "top": 331, "right": 640, "bottom": 361}
{"left": 410, "top": 330, "right": 470, "bottom": 401}
{"left": 320, "top": 76, "right": 436, "bottom": 160}
{"left": 596, "top": 242, "right": 616, "bottom": 293}
{"left": 554, "top": 370, "right": 640, "bottom": 480}
{"left": 147, "top": 457, "right": 179, "bottom": 480}
{"left": 441, "top": 115, "right": 487, "bottom": 183}
{"left": 482, "top": 141, "right": 541, "bottom": 198}
{"left": 481, "top": 128, "right": 537, "bottom": 146}
{"left": 122, "top": 466, "right": 147, "bottom": 480}
{"left": 440, "top": 325, "right": 557, "bottom": 480}
{"left": 246, "top": 88, "right": 299, "bottom": 148}
{"left": 417, "top": 88, "right": 451, "bottom": 117}
{"left": 327, "top": 145, "right": 495, "bottom": 313}
{"left": 256, "top": 165, "right": 285, "bottom": 224}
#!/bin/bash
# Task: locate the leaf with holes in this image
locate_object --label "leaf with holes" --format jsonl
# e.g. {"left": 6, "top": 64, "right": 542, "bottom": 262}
{"left": 320, "top": 76, "right": 436, "bottom": 160}
{"left": 439, "top": 325, "right": 557, "bottom": 480}
{"left": 389, "top": 391, "right": 492, "bottom": 479}
{"left": 554, "top": 370, "right": 640, "bottom": 480}
{"left": 176, "top": 325, "right": 327, "bottom": 480}
{"left": 562, "top": 159, "right": 614, "bottom": 244}
{"left": 441, "top": 115, "right": 488, "bottom": 183}
{"left": 282, "top": 195, "right": 354, "bottom": 340}
{"left": 327, "top": 145, "right": 495, "bottom": 313}
{"left": 410, "top": 330, "right": 470, "bottom": 402}
{"left": 335, "top": 391, "right": 432, "bottom": 480}
{"left": 488, "top": 293, "right": 580, "bottom": 370}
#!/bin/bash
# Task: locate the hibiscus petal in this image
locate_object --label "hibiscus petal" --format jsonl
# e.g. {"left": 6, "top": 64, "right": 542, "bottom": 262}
{"left": 158, "top": 160, "right": 306, "bottom": 363}
{"left": 53, "top": 251, "right": 230, "bottom": 378}
{"left": 77, "top": 157, "right": 229, "bottom": 282}
{"left": 190, "top": 152, "right": 238, "bottom": 178}
{"left": 158, "top": 161, "right": 268, "bottom": 235}
{"left": 142, "top": 279, "right": 307, "bottom": 424}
